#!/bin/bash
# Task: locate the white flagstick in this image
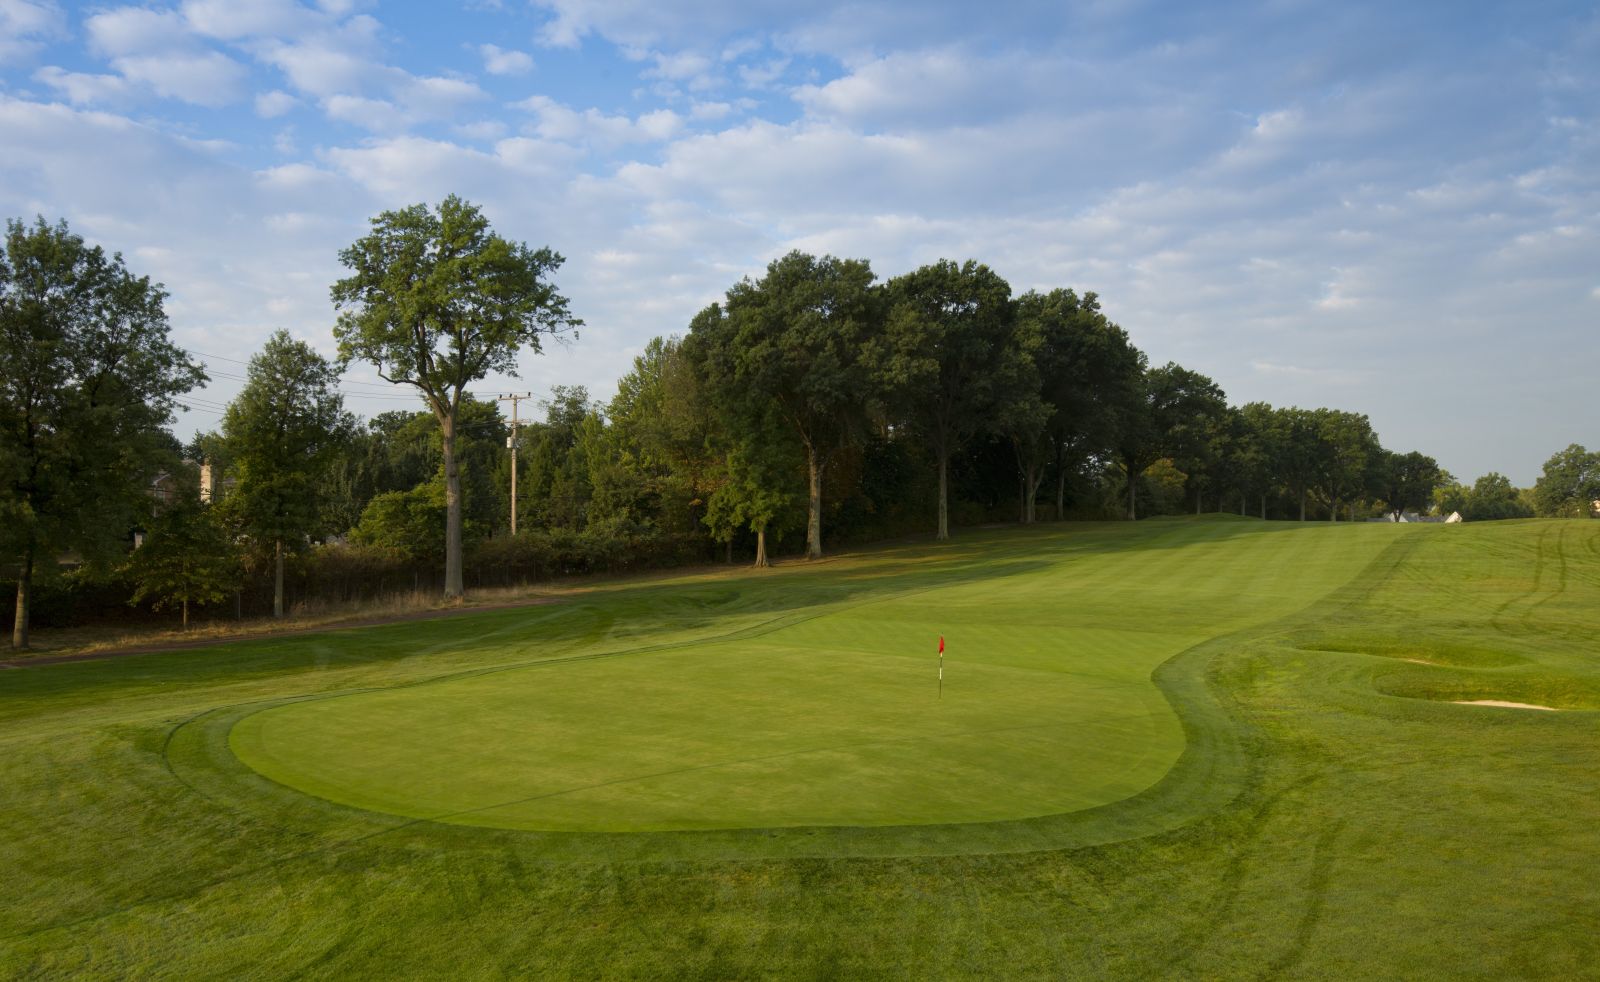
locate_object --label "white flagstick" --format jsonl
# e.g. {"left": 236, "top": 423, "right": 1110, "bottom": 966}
{"left": 938, "top": 642, "right": 943, "bottom": 699}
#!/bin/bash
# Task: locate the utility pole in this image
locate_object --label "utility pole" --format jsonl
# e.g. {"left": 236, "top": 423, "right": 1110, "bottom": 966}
{"left": 499, "top": 392, "right": 531, "bottom": 535}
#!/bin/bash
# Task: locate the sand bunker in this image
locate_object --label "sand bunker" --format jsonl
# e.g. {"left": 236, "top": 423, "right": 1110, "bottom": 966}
{"left": 1452, "top": 700, "right": 1558, "bottom": 711}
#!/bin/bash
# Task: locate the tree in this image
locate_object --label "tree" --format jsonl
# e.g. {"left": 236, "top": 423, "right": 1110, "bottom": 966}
{"left": 1373, "top": 449, "right": 1444, "bottom": 521}
{"left": 697, "top": 253, "right": 878, "bottom": 559}
{"left": 1234, "top": 402, "right": 1282, "bottom": 518}
{"left": 1025, "top": 290, "right": 1144, "bottom": 521}
{"left": 1462, "top": 472, "right": 1533, "bottom": 521}
{"left": 1277, "top": 407, "right": 1322, "bottom": 521}
{"left": 332, "top": 195, "right": 580, "bottom": 599}
{"left": 1312, "top": 410, "right": 1380, "bottom": 522}
{"left": 0, "top": 217, "right": 203, "bottom": 649}
{"left": 609, "top": 336, "right": 721, "bottom": 537}
{"left": 1114, "top": 363, "right": 1225, "bottom": 520}
{"left": 872, "top": 259, "right": 1017, "bottom": 539}
{"left": 703, "top": 418, "right": 803, "bottom": 568}
{"left": 222, "top": 330, "right": 354, "bottom": 617}
{"left": 353, "top": 481, "right": 447, "bottom": 562}
{"left": 1432, "top": 476, "right": 1468, "bottom": 517}
{"left": 126, "top": 471, "right": 238, "bottom": 629}
{"left": 1532, "top": 444, "right": 1600, "bottom": 518}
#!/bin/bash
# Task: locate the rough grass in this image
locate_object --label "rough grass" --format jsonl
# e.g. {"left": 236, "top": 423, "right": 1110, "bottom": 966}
{"left": 3, "top": 517, "right": 1598, "bottom": 978}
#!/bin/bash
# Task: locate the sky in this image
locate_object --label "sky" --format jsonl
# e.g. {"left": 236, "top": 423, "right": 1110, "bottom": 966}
{"left": 1, "top": 0, "right": 1597, "bottom": 485}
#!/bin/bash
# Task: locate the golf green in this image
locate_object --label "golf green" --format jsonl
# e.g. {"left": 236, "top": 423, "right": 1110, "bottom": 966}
{"left": 229, "top": 518, "right": 1396, "bottom": 831}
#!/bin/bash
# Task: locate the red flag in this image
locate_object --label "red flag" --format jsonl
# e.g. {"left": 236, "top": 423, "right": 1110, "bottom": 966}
{"left": 938, "top": 636, "right": 944, "bottom": 653}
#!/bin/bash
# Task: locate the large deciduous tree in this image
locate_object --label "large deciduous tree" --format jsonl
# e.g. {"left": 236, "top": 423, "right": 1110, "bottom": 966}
{"left": 873, "top": 259, "right": 1017, "bottom": 540}
{"left": 0, "top": 217, "right": 203, "bottom": 649}
{"left": 1374, "top": 449, "right": 1444, "bottom": 521}
{"left": 1532, "top": 444, "right": 1600, "bottom": 518}
{"left": 1233, "top": 402, "right": 1282, "bottom": 518}
{"left": 1023, "top": 290, "right": 1144, "bottom": 522}
{"left": 222, "top": 330, "right": 354, "bottom": 617}
{"left": 332, "top": 195, "right": 580, "bottom": 599}
{"left": 1277, "top": 407, "right": 1322, "bottom": 521}
{"left": 1313, "top": 409, "right": 1380, "bottom": 522}
{"left": 1114, "top": 363, "right": 1225, "bottom": 520}
{"left": 697, "top": 252, "right": 877, "bottom": 559}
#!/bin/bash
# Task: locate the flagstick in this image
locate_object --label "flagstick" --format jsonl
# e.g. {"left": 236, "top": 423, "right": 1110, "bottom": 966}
{"left": 938, "top": 649, "right": 943, "bottom": 700}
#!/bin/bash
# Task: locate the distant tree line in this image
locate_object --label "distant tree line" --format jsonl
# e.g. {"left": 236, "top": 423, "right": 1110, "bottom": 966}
{"left": 4, "top": 207, "right": 1595, "bottom": 647}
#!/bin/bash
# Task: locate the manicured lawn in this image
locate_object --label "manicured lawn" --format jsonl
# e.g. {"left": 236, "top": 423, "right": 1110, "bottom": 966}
{"left": 3, "top": 517, "right": 1597, "bottom": 977}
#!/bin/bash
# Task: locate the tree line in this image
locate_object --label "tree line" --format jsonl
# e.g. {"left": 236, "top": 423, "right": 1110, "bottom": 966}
{"left": 5, "top": 204, "right": 1597, "bottom": 648}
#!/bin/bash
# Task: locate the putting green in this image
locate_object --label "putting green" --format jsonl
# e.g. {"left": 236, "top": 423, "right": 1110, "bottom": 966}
{"left": 230, "top": 520, "right": 1400, "bottom": 831}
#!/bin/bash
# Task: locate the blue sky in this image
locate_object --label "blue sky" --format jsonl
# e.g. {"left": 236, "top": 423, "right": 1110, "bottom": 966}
{"left": 2, "top": 0, "right": 1596, "bottom": 485}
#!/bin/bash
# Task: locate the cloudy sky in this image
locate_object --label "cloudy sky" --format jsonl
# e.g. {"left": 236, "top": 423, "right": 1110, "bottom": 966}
{"left": 2, "top": 0, "right": 1596, "bottom": 484}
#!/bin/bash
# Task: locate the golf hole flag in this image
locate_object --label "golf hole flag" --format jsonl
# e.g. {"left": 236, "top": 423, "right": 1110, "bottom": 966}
{"left": 938, "top": 635, "right": 944, "bottom": 698}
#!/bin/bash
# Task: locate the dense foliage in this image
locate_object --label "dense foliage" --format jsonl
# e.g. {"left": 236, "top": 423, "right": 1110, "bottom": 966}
{"left": 4, "top": 210, "right": 1590, "bottom": 640}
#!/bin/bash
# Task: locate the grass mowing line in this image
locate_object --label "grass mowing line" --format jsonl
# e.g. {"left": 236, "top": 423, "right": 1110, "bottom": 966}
{"left": 210, "top": 522, "right": 1403, "bottom": 855}
{"left": 182, "top": 532, "right": 1402, "bottom": 862}
{"left": 4, "top": 519, "right": 1396, "bottom": 952}
{"left": 396, "top": 707, "right": 1172, "bottom": 827}
{"left": 6, "top": 521, "right": 1597, "bottom": 977}
{"left": 153, "top": 555, "right": 1091, "bottom": 829}
{"left": 226, "top": 520, "right": 1373, "bottom": 834}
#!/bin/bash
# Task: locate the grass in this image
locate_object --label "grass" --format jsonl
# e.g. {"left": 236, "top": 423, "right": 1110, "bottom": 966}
{"left": 3, "top": 583, "right": 566, "bottom": 662}
{"left": 3, "top": 517, "right": 1598, "bottom": 977}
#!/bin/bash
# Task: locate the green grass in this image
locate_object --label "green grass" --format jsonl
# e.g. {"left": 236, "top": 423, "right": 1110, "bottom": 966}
{"left": 3, "top": 517, "right": 1598, "bottom": 977}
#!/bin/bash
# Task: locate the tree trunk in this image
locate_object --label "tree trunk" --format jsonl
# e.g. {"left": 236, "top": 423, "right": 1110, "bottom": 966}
{"left": 1024, "top": 463, "right": 1040, "bottom": 525}
{"left": 1239, "top": 490, "right": 1246, "bottom": 517}
{"left": 182, "top": 598, "right": 189, "bottom": 631}
{"left": 936, "top": 450, "right": 950, "bottom": 540}
{"left": 1196, "top": 492, "right": 1203, "bottom": 515}
{"left": 442, "top": 410, "right": 465, "bottom": 599}
{"left": 1349, "top": 502, "right": 1356, "bottom": 523}
{"left": 754, "top": 525, "right": 769, "bottom": 568}
{"left": 1127, "top": 461, "right": 1138, "bottom": 520}
{"left": 1299, "top": 488, "right": 1307, "bottom": 521}
{"left": 1330, "top": 499, "right": 1339, "bottom": 522}
{"left": 806, "top": 451, "right": 824, "bottom": 559}
{"left": 1056, "top": 467, "right": 1067, "bottom": 522}
{"left": 11, "top": 547, "right": 32, "bottom": 650}
{"left": 725, "top": 539, "right": 733, "bottom": 564}
{"left": 1261, "top": 493, "right": 1267, "bottom": 521}
{"left": 274, "top": 539, "right": 285, "bottom": 618}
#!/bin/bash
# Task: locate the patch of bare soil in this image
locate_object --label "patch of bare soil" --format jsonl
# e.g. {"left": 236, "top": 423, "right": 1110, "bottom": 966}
{"left": 1452, "top": 700, "right": 1558, "bottom": 711}
{"left": 0, "top": 597, "right": 564, "bottom": 669}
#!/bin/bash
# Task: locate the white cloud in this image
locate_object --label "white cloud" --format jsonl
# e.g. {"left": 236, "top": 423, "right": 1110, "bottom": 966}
{"left": 736, "top": 57, "right": 787, "bottom": 88}
{"left": 515, "top": 95, "right": 682, "bottom": 146}
{"left": 479, "top": 43, "right": 533, "bottom": 76}
{"left": 689, "top": 100, "right": 732, "bottom": 120}
{"left": 323, "top": 93, "right": 409, "bottom": 132}
{"left": 259, "top": 15, "right": 385, "bottom": 97}
{"left": 81, "top": 5, "right": 249, "bottom": 106}
{"left": 256, "top": 89, "right": 298, "bottom": 118}
{"left": 115, "top": 51, "right": 250, "bottom": 107}
{"left": 454, "top": 119, "right": 508, "bottom": 141}
{"left": 33, "top": 66, "right": 132, "bottom": 106}
{"left": 181, "top": 0, "right": 323, "bottom": 40}
{"left": 399, "top": 75, "right": 487, "bottom": 116}
{"left": 85, "top": 7, "right": 189, "bottom": 57}
{"left": 0, "top": 0, "right": 65, "bottom": 60}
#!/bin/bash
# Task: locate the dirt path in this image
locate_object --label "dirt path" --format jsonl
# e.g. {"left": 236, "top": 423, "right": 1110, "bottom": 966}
{"left": 0, "top": 597, "right": 566, "bottom": 670}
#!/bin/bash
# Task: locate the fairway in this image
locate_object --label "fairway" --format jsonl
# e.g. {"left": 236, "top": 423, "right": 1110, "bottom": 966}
{"left": 6, "top": 517, "right": 1600, "bottom": 978}
{"left": 231, "top": 519, "right": 1393, "bottom": 831}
